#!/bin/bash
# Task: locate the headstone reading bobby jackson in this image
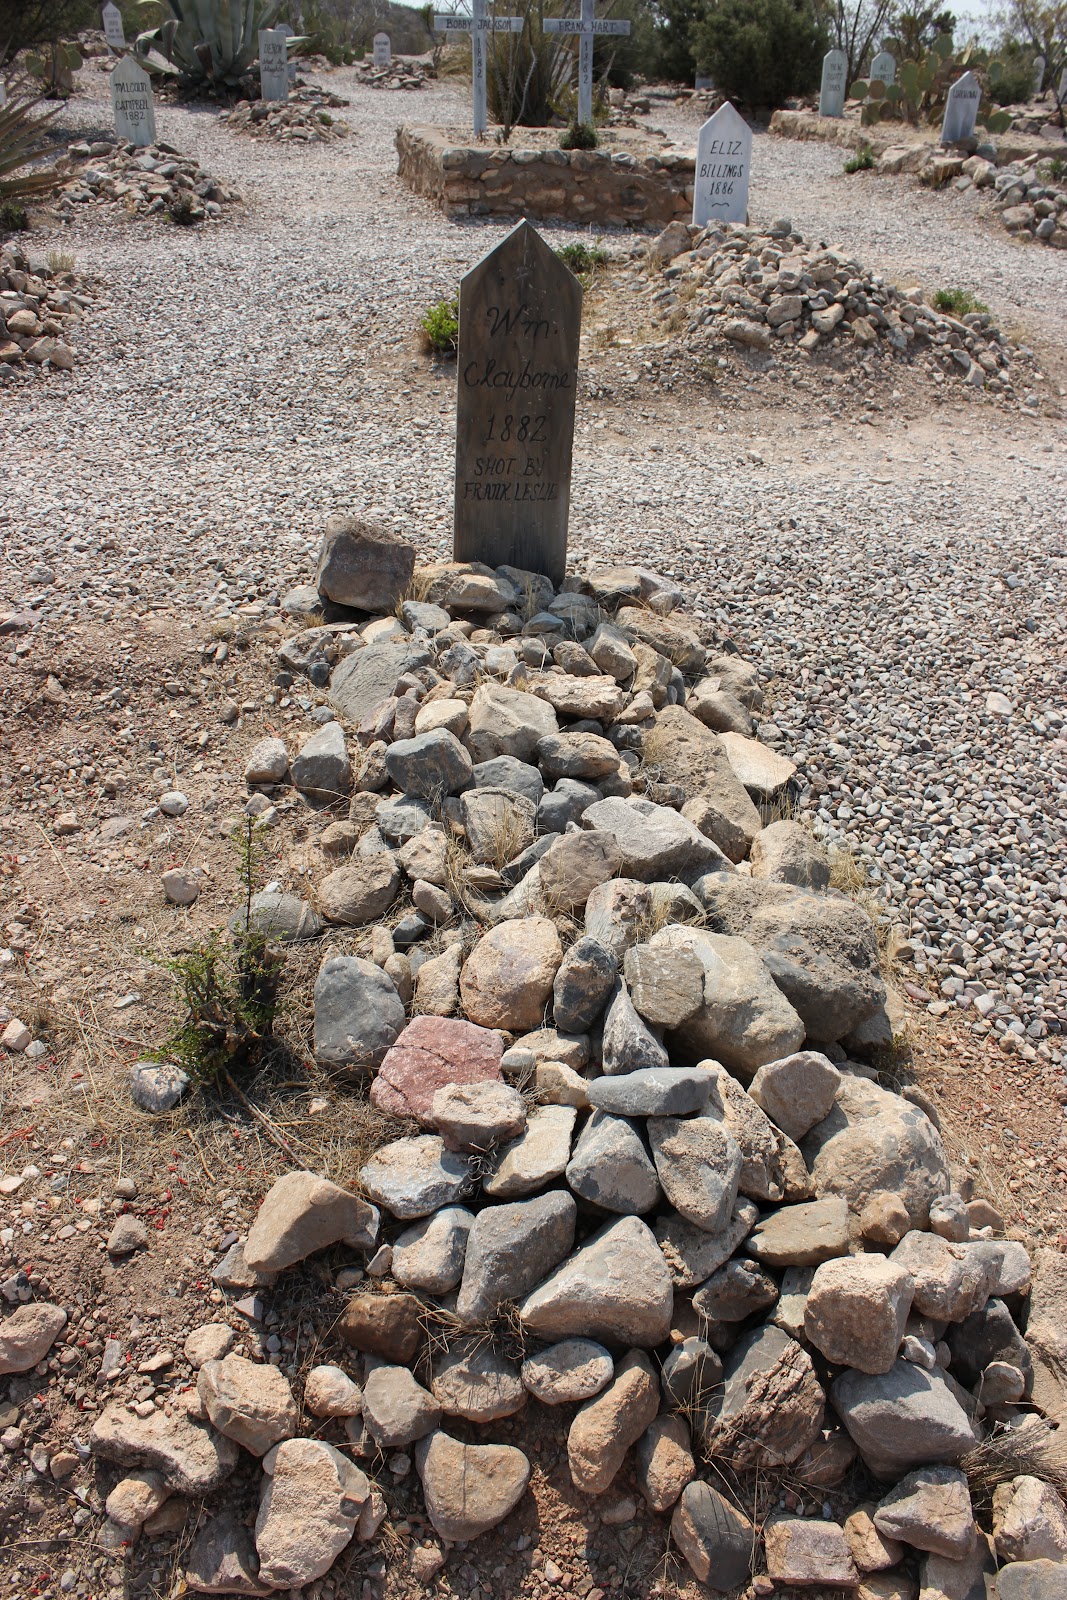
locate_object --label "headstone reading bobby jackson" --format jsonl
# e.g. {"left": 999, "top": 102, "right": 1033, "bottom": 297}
{"left": 941, "top": 70, "right": 980, "bottom": 144}
{"left": 111, "top": 56, "right": 155, "bottom": 146}
{"left": 259, "top": 28, "right": 289, "bottom": 102}
{"left": 373, "top": 32, "right": 391, "bottom": 67}
{"left": 453, "top": 221, "right": 582, "bottom": 587}
{"left": 434, "top": 2, "right": 522, "bottom": 138}
{"left": 693, "top": 101, "right": 751, "bottom": 227}
{"left": 102, "top": 2, "right": 125, "bottom": 52}
{"left": 869, "top": 50, "right": 895, "bottom": 86}
{"left": 819, "top": 48, "right": 847, "bottom": 117}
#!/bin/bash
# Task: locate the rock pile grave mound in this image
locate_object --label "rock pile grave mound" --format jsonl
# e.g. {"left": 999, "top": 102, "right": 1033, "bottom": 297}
{"left": 68, "top": 520, "right": 1066, "bottom": 1593}
{"left": 57, "top": 138, "right": 239, "bottom": 222}
{"left": 0, "top": 241, "right": 91, "bottom": 381}
{"left": 643, "top": 218, "right": 1024, "bottom": 396}
{"left": 224, "top": 95, "right": 352, "bottom": 143}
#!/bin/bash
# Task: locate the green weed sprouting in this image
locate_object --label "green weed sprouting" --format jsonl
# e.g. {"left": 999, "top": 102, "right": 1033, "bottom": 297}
{"left": 843, "top": 145, "right": 875, "bottom": 174}
{"left": 933, "top": 287, "right": 989, "bottom": 317}
{"left": 151, "top": 820, "right": 281, "bottom": 1086}
{"left": 420, "top": 294, "right": 459, "bottom": 356}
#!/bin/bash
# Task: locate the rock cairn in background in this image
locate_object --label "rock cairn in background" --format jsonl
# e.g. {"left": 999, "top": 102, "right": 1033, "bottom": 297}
{"left": 878, "top": 146, "right": 1067, "bottom": 247}
{"left": 644, "top": 218, "right": 1023, "bottom": 395}
{"left": 353, "top": 56, "right": 431, "bottom": 90}
{"left": 0, "top": 242, "right": 90, "bottom": 382}
{"left": 80, "top": 518, "right": 1066, "bottom": 1593}
{"left": 57, "top": 140, "right": 239, "bottom": 222}
{"left": 224, "top": 98, "right": 352, "bottom": 142}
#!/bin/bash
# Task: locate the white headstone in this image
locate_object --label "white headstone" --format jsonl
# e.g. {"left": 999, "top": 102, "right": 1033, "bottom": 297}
{"left": 1060, "top": 65, "right": 1067, "bottom": 102}
{"left": 1031, "top": 54, "right": 1045, "bottom": 97}
{"left": 258, "top": 28, "right": 289, "bottom": 102}
{"left": 102, "top": 2, "right": 125, "bottom": 51}
{"left": 110, "top": 56, "right": 155, "bottom": 146}
{"left": 276, "top": 22, "right": 298, "bottom": 82}
{"left": 692, "top": 101, "right": 752, "bottom": 228}
{"left": 869, "top": 50, "right": 895, "bottom": 86}
{"left": 0, "top": 81, "right": 6, "bottom": 109}
{"left": 819, "top": 48, "right": 848, "bottom": 117}
{"left": 941, "top": 70, "right": 981, "bottom": 144}
{"left": 373, "top": 31, "right": 391, "bottom": 67}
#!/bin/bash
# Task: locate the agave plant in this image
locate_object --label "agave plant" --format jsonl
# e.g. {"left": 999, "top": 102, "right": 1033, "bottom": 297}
{"left": 0, "top": 97, "right": 62, "bottom": 207}
{"left": 134, "top": 0, "right": 299, "bottom": 92}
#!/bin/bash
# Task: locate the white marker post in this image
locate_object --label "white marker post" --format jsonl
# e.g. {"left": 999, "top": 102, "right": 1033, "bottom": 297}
{"left": 544, "top": 0, "right": 630, "bottom": 129}
{"left": 102, "top": 2, "right": 125, "bottom": 52}
{"left": 434, "top": 2, "right": 522, "bottom": 137}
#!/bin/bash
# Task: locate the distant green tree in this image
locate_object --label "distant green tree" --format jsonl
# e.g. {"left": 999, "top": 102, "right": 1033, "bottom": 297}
{"left": 653, "top": 0, "right": 704, "bottom": 82}
{"left": 0, "top": 0, "right": 97, "bottom": 68}
{"left": 692, "top": 0, "right": 827, "bottom": 109}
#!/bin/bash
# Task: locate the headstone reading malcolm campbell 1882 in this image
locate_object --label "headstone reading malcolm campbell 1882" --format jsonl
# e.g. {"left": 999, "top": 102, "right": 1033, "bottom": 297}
{"left": 102, "top": 2, "right": 125, "bottom": 51}
{"left": 869, "top": 50, "right": 895, "bottom": 86}
{"left": 111, "top": 56, "right": 155, "bottom": 146}
{"left": 373, "top": 32, "right": 391, "bottom": 66}
{"left": 259, "top": 28, "right": 289, "bottom": 102}
{"left": 819, "top": 49, "right": 847, "bottom": 117}
{"left": 693, "top": 101, "right": 751, "bottom": 227}
{"left": 941, "top": 71, "right": 980, "bottom": 144}
{"left": 453, "top": 221, "right": 582, "bottom": 587}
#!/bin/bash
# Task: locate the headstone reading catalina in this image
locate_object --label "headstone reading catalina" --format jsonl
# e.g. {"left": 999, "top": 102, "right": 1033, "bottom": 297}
{"left": 101, "top": 2, "right": 125, "bottom": 52}
{"left": 819, "top": 48, "right": 848, "bottom": 117}
{"left": 869, "top": 49, "right": 895, "bottom": 86}
{"left": 692, "top": 101, "right": 751, "bottom": 227}
{"left": 110, "top": 56, "right": 156, "bottom": 147}
{"left": 373, "top": 31, "right": 391, "bottom": 67}
{"left": 940, "top": 70, "right": 981, "bottom": 144}
{"left": 453, "top": 221, "right": 582, "bottom": 587}
{"left": 258, "top": 28, "right": 289, "bottom": 103}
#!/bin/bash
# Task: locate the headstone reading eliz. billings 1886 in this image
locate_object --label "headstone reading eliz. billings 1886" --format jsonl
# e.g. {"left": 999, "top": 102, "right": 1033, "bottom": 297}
{"left": 259, "top": 29, "right": 289, "bottom": 102}
{"left": 693, "top": 101, "right": 751, "bottom": 227}
{"left": 819, "top": 49, "right": 848, "bottom": 117}
{"left": 941, "top": 71, "right": 981, "bottom": 144}
{"left": 453, "top": 221, "right": 582, "bottom": 587}
{"left": 111, "top": 56, "right": 155, "bottom": 146}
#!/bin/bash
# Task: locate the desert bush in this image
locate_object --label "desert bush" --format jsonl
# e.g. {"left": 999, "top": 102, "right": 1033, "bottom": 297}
{"left": 421, "top": 294, "right": 459, "bottom": 355}
{"left": 933, "top": 286, "right": 988, "bottom": 315}
{"left": 559, "top": 116, "right": 598, "bottom": 147}
{"left": 691, "top": 0, "right": 827, "bottom": 110}
{"left": 843, "top": 142, "right": 875, "bottom": 170}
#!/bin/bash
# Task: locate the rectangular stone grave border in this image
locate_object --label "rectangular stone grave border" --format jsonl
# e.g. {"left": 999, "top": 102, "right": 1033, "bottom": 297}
{"left": 396, "top": 126, "right": 692, "bottom": 227}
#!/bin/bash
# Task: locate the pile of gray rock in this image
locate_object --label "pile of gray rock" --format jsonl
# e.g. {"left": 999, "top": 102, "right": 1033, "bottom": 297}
{"left": 223, "top": 99, "right": 351, "bottom": 142}
{"left": 0, "top": 241, "right": 88, "bottom": 381}
{"left": 354, "top": 57, "right": 431, "bottom": 90}
{"left": 91, "top": 518, "right": 1065, "bottom": 1592}
{"left": 57, "top": 139, "right": 239, "bottom": 223}
{"left": 645, "top": 218, "right": 1020, "bottom": 394}
{"left": 877, "top": 146, "right": 1067, "bottom": 248}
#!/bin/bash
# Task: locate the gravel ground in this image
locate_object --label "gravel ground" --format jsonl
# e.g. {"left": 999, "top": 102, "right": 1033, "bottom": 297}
{"left": 3, "top": 65, "right": 1066, "bottom": 1075}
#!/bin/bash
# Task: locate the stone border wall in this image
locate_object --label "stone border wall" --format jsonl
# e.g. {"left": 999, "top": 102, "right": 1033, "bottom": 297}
{"left": 396, "top": 125, "right": 693, "bottom": 228}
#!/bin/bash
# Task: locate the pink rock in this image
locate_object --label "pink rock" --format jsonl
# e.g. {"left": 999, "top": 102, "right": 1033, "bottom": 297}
{"left": 370, "top": 1017, "right": 503, "bottom": 1125}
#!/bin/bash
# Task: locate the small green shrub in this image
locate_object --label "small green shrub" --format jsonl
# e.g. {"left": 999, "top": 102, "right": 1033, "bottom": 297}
{"left": 0, "top": 199, "right": 30, "bottom": 232}
{"left": 559, "top": 118, "right": 598, "bottom": 150}
{"left": 420, "top": 294, "right": 459, "bottom": 356}
{"left": 843, "top": 144, "right": 875, "bottom": 173}
{"left": 556, "top": 240, "right": 608, "bottom": 274}
{"left": 152, "top": 823, "right": 281, "bottom": 1088}
{"left": 934, "top": 287, "right": 989, "bottom": 316}
{"left": 1042, "top": 156, "right": 1065, "bottom": 183}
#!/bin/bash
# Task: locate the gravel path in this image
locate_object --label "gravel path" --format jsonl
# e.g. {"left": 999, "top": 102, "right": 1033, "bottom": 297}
{"left": 3, "top": 67, "right": 1066, "bottom": 1073}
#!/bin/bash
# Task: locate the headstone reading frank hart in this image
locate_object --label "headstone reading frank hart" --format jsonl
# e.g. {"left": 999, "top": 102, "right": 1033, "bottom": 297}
{"left": 373, "top": 32, "right": 391, "bottom": 67}
{"left": 819, "top": 48, "right": 847, "bottom": 117}
{"left": 111, "top": 56, "right": 155, "bottom": 146}
{"left": 258, "top": 28, "right": 289, "bottom": 102}
{"left": 941, "top": 71, "right": 980, "bottom": 144}
{"left": 453, "top": 221, "right": 582, "bottom": 587}
{"left": 869, "top": 49, "right": 895, "bottom": 86}
{"left": 693, "top": 101, "right": 751, "bottom": 227}
{"left": 102, "top": 2, "right": 125, "bottom": 52}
